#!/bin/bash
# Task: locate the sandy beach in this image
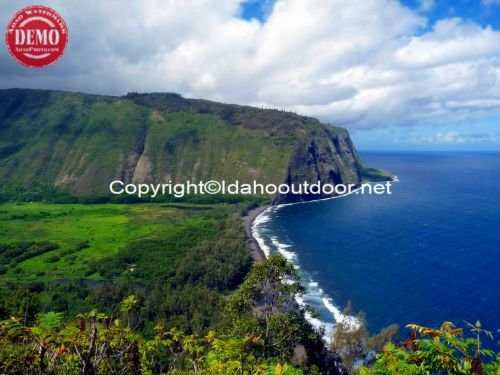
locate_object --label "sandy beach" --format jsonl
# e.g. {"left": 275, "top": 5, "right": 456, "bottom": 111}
{"left": 242, "top": 205, "right": 269, "bottom": 261}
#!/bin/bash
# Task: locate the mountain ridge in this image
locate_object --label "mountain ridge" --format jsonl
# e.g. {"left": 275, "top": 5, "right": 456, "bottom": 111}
{"left": 0, "top": 88, "right": 383, "bottom": 203}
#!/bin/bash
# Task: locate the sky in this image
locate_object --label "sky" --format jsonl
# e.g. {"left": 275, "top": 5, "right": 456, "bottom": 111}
{"left": 1, "top": 0, "right": 500, "bottom": 151}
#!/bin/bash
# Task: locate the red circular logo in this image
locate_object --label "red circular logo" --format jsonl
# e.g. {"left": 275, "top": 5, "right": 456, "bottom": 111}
{"left": 5, "top": 5, "right": 68, "bottom": 68}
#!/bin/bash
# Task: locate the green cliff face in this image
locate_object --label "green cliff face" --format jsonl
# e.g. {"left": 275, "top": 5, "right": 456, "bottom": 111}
{"left": 0, "top": 89, "right": 372, "bottom": 203}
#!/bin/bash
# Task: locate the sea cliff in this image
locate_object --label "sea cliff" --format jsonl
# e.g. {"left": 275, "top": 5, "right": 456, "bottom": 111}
{"left": 0, "top": 89, "right": 374, "bottom": 203}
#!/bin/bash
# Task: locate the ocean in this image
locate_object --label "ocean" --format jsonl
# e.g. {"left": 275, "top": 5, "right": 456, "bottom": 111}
{"left": 253, "top": 152, "right": 500, "bottom": 344}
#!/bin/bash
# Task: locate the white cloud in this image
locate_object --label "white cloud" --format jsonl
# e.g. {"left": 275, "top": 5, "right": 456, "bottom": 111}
{"left": 2, "top": 0, "right": 500, "bottom": 130}
{"left": 482, "top": 0, "right": 500, "bottom": 6}
{"left": 425, "top": 131, "right": 468, "bottom": 144}
{"left": 418, "top": 0, "right": 435, "bottom": 12}
{"left": 394, "top": 19, "right": 500, "bottom": 68}
{"left": 397, "top": 131, "right": 499, "bottom": 144}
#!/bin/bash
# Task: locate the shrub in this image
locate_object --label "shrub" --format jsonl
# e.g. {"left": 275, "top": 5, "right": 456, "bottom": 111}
{"left": 45, "top": 255, "right": 60, "bottom": 263}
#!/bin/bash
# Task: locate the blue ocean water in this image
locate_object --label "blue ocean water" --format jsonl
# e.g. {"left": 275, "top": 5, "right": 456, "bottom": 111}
{"left": 253, "top": 152, "right": 500, "bottom": 343}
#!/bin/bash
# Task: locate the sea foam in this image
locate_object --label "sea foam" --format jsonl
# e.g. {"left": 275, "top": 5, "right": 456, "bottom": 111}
{"left": 251, "top": 209, "right": 273, "bottom": 257}
{"left": 252, "top": 205, "right": 360, "bottom": 344}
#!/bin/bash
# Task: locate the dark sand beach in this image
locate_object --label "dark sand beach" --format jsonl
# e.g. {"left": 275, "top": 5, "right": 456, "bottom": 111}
{"left": 242, "top": 205, "right": 269, "bottom": 261}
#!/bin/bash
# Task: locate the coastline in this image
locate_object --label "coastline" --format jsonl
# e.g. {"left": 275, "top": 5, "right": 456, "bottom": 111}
{"left": 242, "top": 205, "right": 269, "bottom": 261}
{"left": 242, "top": 194, "right": 366, "bottom": 343}
{"left": 241, "top": 184, "right": 373, "bottom": 262}
{"left": 241, "top": 178, "right": 397, "bottom": 261}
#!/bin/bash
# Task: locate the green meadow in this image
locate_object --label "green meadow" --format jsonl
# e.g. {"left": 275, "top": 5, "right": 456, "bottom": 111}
{"left": 0, "top": 202, "right": 214, "bottom": 282}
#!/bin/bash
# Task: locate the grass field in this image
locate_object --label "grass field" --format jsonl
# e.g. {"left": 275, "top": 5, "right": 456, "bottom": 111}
{"left": 0, "top": 202, "right": 214, "bottom": 282}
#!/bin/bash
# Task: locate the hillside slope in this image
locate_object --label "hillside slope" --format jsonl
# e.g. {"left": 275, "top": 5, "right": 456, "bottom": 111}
{"left": 0, "top": 89, "right": 371, "bottom": 203}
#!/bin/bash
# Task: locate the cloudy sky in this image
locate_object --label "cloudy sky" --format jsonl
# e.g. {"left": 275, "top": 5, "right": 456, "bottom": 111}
{"left": 2, "top": 0, "right": 500, "bottom": 151}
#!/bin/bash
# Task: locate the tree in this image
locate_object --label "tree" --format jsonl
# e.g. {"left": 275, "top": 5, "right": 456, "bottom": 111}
{"left": 367, "top": 324, "right": 399, "bottom": 353}
{"left": 331, "top": 304, "right": 367, "bottom": 372}
{"left": 225, "top": 255, "right": 307, "bottom": 357}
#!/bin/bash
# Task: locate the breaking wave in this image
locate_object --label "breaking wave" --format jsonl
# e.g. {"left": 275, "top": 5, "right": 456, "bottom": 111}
{"left": 252, "top": 205, "right": 360, "bottom": 344}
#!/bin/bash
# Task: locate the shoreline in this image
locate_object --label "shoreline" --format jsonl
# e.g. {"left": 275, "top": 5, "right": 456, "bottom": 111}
{"left": 242, "top": 194, "right": 367, "bottom": 343}
{"left": 241, "top": 185, "right": 372, "bottom": 262}
{"left": 242, "top": 205, "right": 269, "bottom": 261}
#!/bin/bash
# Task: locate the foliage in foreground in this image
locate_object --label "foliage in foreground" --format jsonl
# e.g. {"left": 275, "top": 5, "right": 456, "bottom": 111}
{"left": 0, "top": 307, "right": 303, "bottom": 374}
{"left": 358, "top": 321, "right": 500, "bottom": 375}
{"left": 0, "top": 255, "right": 342, "bottom": 374}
